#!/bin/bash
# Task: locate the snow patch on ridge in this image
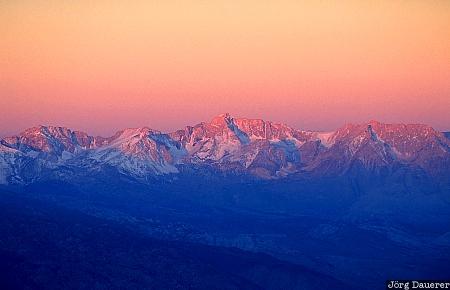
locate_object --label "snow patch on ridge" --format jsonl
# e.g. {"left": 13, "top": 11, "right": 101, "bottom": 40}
{"left": 315, "top": 132, "right": 335, "bottom": 147}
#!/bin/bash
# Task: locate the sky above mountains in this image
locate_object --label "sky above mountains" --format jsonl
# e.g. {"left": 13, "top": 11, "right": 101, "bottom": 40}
{"left": 1, "top": 1, "right": 449, "bottom": 136}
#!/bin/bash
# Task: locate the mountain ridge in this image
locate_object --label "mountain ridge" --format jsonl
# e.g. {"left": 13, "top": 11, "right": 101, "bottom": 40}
{"left": 1, "top": 113, "right": 449, "bottom": 183}
{"left": 1, "top": 115, "right": 449, "bottom": 289}
{"left": 2, "top": 114, "right": 447, "bottom": 145}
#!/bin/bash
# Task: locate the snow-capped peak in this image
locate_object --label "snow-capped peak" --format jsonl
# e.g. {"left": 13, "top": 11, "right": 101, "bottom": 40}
{"left": 1, "top": 116, "right": 448, "bottom": 182}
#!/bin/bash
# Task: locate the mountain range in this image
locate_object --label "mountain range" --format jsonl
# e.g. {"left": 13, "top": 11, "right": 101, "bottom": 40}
{"left": 1, "top": 113, "right": 449, "bottom": 184}
{"left": 1, "top": 113, "right": 450, "bottom": 289}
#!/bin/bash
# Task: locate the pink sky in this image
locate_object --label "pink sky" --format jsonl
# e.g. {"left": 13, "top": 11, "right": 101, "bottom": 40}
{"left": 1, "top": 1, "right": 449, "bottom": 137}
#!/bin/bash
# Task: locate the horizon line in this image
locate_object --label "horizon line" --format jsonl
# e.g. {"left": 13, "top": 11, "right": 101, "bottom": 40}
{"left": 1, "top": 113, "right": 449, "bottom": 138}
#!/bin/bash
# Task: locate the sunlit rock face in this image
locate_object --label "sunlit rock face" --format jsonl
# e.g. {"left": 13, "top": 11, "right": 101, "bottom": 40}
{"left": 0, "top": 114, "right": 449, "bottom": 183}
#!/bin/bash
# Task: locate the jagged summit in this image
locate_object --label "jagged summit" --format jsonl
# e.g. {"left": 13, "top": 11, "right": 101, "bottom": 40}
{"left": 210, "top": 113, "right": 232, "bottom": 123}
{"left": 2, "top": 125, "right": 97, "bottom": 154}
{"left": 209, "top": 113, "right": 237, "bottom": 129}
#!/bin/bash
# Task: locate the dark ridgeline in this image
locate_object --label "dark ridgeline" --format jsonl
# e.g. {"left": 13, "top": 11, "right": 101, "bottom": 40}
{"left": 0, "top": 191, "right": 352, "bottom": 290}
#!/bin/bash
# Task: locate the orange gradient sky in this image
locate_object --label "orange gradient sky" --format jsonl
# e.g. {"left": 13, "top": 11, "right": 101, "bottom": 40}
{"left": 1, "top": 1, "right": 449, "bottom": 136}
